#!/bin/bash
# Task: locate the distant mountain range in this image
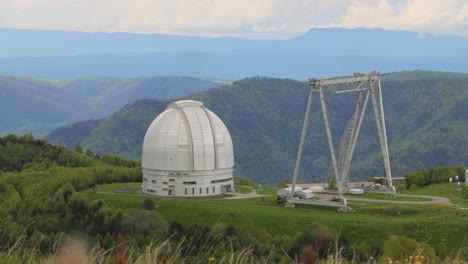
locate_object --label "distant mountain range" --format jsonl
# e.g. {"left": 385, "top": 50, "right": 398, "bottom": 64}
{"left": 1, "top": 28, "right": 467, "bottom": 79}
{"left": 0, "top": 75, "right": 222, "bottom": 136}
{"left": 46, "top": 71, "right": 468, "bottom": 184}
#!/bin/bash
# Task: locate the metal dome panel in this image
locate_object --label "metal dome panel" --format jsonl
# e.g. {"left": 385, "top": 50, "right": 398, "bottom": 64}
{"left": 142, "top": 100, "right": 234, "bottom": 172}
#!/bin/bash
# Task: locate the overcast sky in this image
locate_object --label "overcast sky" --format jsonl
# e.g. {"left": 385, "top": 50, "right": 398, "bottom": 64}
{"left": 1, "top": 0, "right": 467, "bottom": 39}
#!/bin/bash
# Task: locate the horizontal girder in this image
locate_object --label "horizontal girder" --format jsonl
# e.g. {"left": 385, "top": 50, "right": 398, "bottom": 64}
{"left": 310, "top": 71, "right": 380, "bottom": 87}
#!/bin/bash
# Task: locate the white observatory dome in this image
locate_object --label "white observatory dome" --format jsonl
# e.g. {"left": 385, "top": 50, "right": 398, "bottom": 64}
{"left": 141, "top": 100, "right": 234, "bottom": 197}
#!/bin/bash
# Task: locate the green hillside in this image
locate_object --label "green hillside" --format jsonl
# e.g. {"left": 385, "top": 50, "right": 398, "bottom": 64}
{"left": 46, "top": 71, "right": 468, "bottom": 184}
{"left": 0, "top": 75, "right": 221, "bottom": 137}
{"left": 0, "top": 134, "right": 143, "bottom": 259}
{"left": 0, "top": 134, "right": 467, "bottom": 262}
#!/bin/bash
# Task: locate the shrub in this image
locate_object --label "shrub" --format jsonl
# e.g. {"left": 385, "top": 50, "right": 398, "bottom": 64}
{"left": 143, "top": 199, "right": 156, "bottom": 210}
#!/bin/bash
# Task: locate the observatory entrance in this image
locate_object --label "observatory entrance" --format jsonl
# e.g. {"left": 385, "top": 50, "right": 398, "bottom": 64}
{"left": 222, "top": 184, "right": 233, "bottom": 193}
{"left": 286, "top": 72, "right": 395, "bottom": 211}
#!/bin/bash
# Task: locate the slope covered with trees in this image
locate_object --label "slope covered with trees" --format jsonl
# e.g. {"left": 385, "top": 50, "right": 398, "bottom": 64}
{"left": 0, "top": 134, "right": 467, "bottom": 261}
{"left": 46, "top": 71, "right": 468, "bottom": 184}
{"left": 0, "top": 134, "right": 363, "bottom": 262}
{"left": 0, "top": 134, "right": 145, "bottom": 249}
{"left": 0, "top": 75, "right": 221, "bottom": 137}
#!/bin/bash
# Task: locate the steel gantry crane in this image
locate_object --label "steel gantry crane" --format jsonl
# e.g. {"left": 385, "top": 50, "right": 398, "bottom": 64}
{"left": 286, "top": 72, "right": 395, "bottom": 212}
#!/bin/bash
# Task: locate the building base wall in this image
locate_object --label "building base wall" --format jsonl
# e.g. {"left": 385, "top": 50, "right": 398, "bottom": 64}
{"left": 141, "top": 168, "right": 234, "bottom": 197}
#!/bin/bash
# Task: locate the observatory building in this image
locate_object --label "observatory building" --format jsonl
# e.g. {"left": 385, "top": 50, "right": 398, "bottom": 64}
{"left": 141, "top": 100, "right": 234, "bottom": 197}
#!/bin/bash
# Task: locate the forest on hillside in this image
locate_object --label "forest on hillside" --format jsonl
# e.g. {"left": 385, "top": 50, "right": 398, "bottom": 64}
{"left": 46, "top": 71, "right": 468, "bottom": 184}
{"left": 1, "top": 134, "right": 466, "bottom": 263}
{"left": 0, "top": 76, "right": 220, "bottom": 137}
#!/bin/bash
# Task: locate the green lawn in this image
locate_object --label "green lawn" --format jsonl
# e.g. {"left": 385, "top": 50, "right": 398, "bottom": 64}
{"left": 235, "top": 185, "right": 253, "bottom": 194}
{"left": 96, "top": 182, "right": 142, "bottom": 194}
{"left": 401, "top": 183, "right": 468, "bottom": 206}
{"left": 257, "top": 184, "right": 278, "bottom": 195}
{"left": 401, "top": 183, "right": 457, "bottom": 196}
{"left": 85, "top": 182, "right": 468, "bottom": 257}
{"left": 347, "top": 192, "right": 432, "bottom": 202}
{"left": 88, "top": 192, "right": 157, "bottom": 209}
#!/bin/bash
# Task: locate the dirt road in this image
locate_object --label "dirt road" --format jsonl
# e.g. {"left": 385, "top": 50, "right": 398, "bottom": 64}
{"left": 223, "top": 187, "right": 269, "bottom": 200}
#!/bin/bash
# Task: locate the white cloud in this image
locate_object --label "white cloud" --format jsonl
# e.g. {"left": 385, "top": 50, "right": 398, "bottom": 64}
{"left": 333, "top": 0, "right": 468, "bottom": 37}
{"left": 0, "top": 0, "right": 466, "bottom": 38}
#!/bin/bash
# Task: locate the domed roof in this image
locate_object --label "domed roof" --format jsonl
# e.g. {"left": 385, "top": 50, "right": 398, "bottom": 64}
{"left": 142, "top": 100, "right": 234, "bottom": 172}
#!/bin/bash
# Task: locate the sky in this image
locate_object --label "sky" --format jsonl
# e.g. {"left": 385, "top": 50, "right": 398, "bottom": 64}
{"left": 0, "top": 0, "right": 467, "bottom": 39}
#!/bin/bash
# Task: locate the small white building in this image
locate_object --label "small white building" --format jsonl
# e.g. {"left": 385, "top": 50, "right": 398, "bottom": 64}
{"left": 141, "top": 100, "right": 234, "bottom": 197}
{"left": 465, "top": 169, "right": 468, "bottom": 186}
{"left": 298, "top": 189, "right": 315, "bottom": 199}
{"left": 277, "top": 186, "right": 303, "bottom": 198}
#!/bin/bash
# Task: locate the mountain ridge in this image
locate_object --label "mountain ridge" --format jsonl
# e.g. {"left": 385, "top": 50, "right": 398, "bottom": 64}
{"left": 0, "top": 75, "right": 221, "bottom": 137}
{"left": 46, "top": 71, "right": 468, "bottom": 184}
{"left": 1, "top": 28, "right": 467, "bottom": 79}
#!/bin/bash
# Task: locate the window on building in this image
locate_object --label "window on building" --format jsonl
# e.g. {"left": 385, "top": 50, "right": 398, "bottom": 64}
{"left": 185, "top": 188, "right": 187, "bottom": 195}
{"left": 212, "top": 186, "right": 215, "bottom": 193}
{"left": 183, "top": 181, "right": 197, "bottom": 185}
{"left": 169, "top": 179, "right": 175, "bottom": 182}
{"left": 152, "top": 180, "right": 156, "bottom": 183}
{"left": 163, "top": 182, "right": 168, "bottom": 184}
{"left": 192, "top": 188, "right": 195, "bottom": 195}
{"left": 206, "top": 187, "right": 209, "bottom": 194}
{"left": 199, "top": 188, "right": 202, "bottom": 194}
{"left": 211, "top": 177, "right": 233, "bottom": 184}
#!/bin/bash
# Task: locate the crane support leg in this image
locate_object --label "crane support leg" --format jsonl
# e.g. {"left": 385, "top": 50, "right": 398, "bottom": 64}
{"left": 286, "top": 89, "right": 314, "bottom": 207}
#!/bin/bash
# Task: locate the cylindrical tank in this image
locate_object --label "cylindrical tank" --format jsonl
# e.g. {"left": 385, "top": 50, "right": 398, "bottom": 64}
{"left": 309, "top": 186, "right": 324, "bottom": 193}
{"left": 348, "top": 188, "right": 365, "bottom": 195}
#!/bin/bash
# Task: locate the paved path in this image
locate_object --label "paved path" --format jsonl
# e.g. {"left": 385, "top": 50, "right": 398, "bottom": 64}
{"left": 223, "top": 187, "right": 269, "bottom": 200}
{"left": 223, "top": 188, "right": 452, "bottom": 205}
{"left": 313, "top": 193, "right": 451, "bottom": 205}
{"left": 95, "top": 189, "right": 452, "bottom": 206}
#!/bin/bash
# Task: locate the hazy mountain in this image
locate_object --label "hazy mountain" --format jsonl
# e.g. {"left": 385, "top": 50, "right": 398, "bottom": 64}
{"left": 1, "top": 28, "right": 467, "bottom": 79}
{"left": 46, "top": 71, "right": 468, "bottom": 184}
{"left": 0, "top": 75, "right": 221, "bottom": 137}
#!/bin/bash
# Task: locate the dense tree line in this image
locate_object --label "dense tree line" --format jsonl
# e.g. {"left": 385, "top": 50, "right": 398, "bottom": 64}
{"left": 0, "top": 134, "right": 145, "bottom": 253}
{"left": 100, "top": 154, "right": 140, "bottom": 168}
{"left": 404, "top": 166, "right": 465, "bottom": 189}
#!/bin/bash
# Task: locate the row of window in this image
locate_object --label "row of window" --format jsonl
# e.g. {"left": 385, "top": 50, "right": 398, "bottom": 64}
{"left": 147, "top": 185, "right": 232, "bottom": 196}
{"left": 144, "top": 178, "right": 175, "bottom": 184}
{"left": 145, "top": 177, "right": 233, "bottom": 185}
{"left": 183, "top": 181, "right": 197, "bottom": 185}
{"left": 185, "top": 186, "right": 216, "bottom": 195}
{"left": 145, "top": 179, "right": 231, "bottom": 185}
{"left": 169, "top": 172, "right": 189, "bottom": 176}
{"left": 211, "top": 177, "right": 233, "bottom": 184}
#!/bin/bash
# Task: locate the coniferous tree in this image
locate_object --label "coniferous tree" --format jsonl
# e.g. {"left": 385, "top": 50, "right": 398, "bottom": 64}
{"left": 75, "top": 144, "right": 83, "bottom": 154}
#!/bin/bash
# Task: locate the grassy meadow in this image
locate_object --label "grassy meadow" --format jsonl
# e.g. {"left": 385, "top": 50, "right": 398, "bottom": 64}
{"left": 84, "top": 182, "right": 468, "bottom": 258}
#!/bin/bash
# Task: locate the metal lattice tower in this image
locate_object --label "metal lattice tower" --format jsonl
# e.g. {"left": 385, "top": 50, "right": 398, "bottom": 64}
{"left": 286, "top": 72, "right": 395, "bottom": 211}
{"left": 336, "top": 115, "right": 359, "bottom": 192}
